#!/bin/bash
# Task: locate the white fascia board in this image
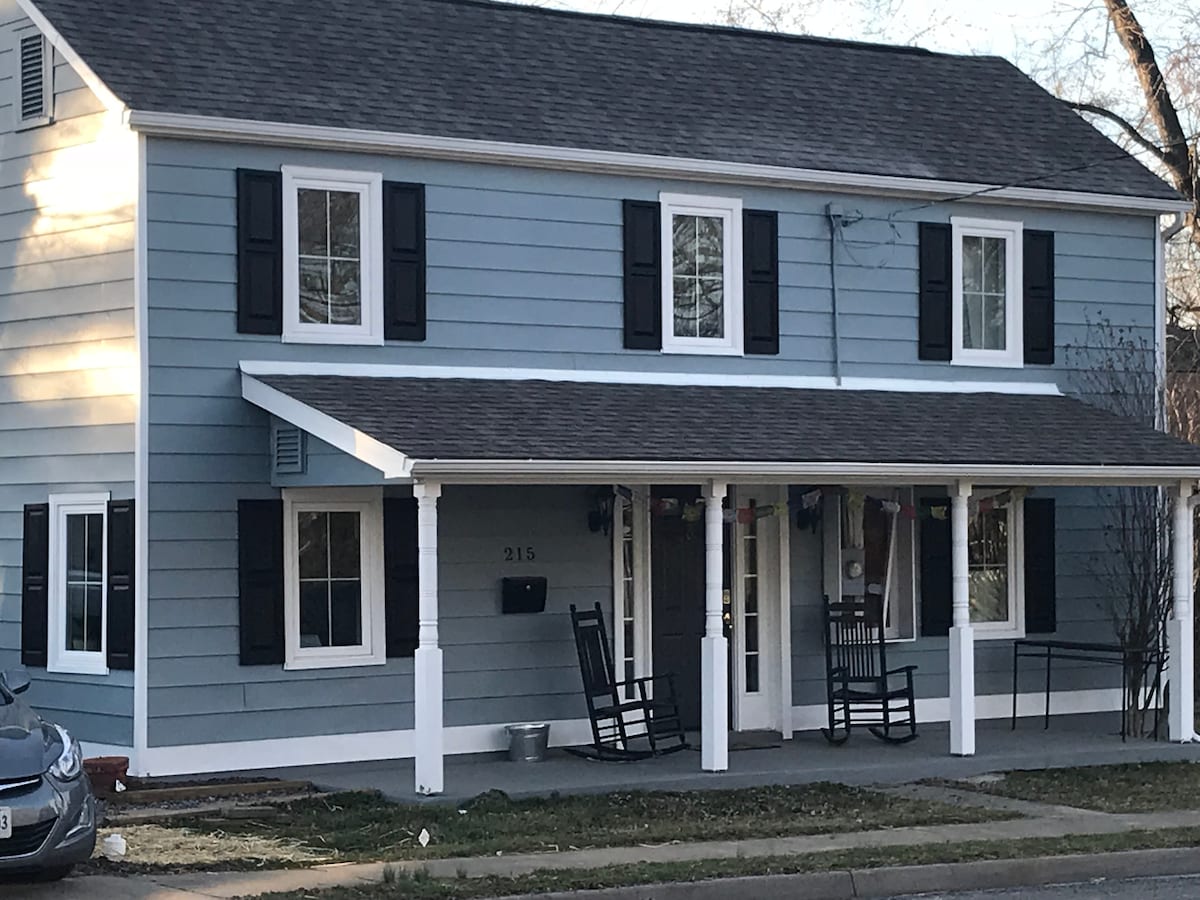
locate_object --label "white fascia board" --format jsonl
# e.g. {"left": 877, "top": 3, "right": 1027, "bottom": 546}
{"left": 240, "top": 373, "right": 412, "bottom": 479}
{"left": 16, "top": 0, "right": 126, "bottom": 114}
{"left": 409, "top": 459, "right": 1200, "bottom": 487}
{"left": 237, "top": 360, "right": 1063, "bottom": 396}
{"left": 124, "top": 110, "right": 1190, "bottom": 216}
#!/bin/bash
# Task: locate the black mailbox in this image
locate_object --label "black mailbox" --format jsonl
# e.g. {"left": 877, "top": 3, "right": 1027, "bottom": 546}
{"left": 501, "top": 576, "right": 547, "bottom": 614}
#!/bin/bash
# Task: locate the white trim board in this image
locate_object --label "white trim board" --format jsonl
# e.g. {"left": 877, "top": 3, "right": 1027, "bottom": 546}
{"left": 134, "top": 718, "right": 595, "bottom": 777}
{"left": 241, "top": 373, "right": 412, "bottom": 478}
{"left": 791, "top": 687, "right": 1126, "bottom": 732}
{"left": 238, "top": 360, "right": 1063, "bottom": 396}
{"left": 124, "top": 110, "right": 1189, "bottom": 216}
{"left": 133, "top": 130, "right": 150, "bottom": 773}
{"left": 16, "top": 0, "right": 124, "bottom": 113}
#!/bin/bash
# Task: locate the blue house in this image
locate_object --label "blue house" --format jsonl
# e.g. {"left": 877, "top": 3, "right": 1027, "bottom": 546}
{"left": 2, "top": 0, "right": 1199, "bottom": 795}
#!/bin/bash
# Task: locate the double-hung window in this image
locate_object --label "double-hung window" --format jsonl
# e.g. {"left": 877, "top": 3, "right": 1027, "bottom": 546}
{"left": 283, "top": 488, "right": 386, "bottom": 669}
{"left": 47, "top": 493, "right": 108, "bottom": 675}
{"left": 968, "top": 496, "right": 1023, "bottom": 638}
{"left": 282, "top": 166, "right": 383, "bottom": 345}
{"left": 951, "top": 217, "right": 1023, "bottom": 367}
{"left": 660, "top": 193, "right": 743, "bottom": 354}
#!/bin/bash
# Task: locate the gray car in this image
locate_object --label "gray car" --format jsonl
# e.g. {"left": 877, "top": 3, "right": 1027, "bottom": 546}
{"left": 0, "top": 668, "right": 96, "bottom": 880}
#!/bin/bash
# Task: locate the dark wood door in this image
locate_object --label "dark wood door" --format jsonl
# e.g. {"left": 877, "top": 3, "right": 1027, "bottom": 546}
{"left": 651, "top": 487, "right": 706, "bottom": 731}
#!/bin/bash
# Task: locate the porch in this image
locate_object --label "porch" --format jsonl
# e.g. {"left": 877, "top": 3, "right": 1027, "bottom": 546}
{"left": 239, "top": 366, "right": 1200, "bottom": 796}
{"left": 274, "top": 714, "right": 1200, "bottom": 803}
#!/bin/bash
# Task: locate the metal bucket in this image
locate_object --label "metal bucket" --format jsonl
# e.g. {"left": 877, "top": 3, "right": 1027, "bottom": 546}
{"left": 506, "top": 723, "right": 550, "bottom": 762}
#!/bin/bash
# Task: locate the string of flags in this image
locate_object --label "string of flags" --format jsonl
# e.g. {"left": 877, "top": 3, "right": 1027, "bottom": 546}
{"left": 647, "top": 487, "right": 1020, "bottom": 525}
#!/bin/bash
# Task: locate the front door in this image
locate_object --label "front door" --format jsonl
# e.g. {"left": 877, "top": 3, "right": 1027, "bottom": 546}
{"left": 650, "top": 487, "right": 705, "bottom": 731}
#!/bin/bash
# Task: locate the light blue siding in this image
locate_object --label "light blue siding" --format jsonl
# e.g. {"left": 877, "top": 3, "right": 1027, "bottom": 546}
{"left": 142, "top": 134, "right": 1158, "bottom": 750}
{"left": 0, "top": 2, "right": 136, "bottom": 746}
{"left": 146, "top": 484, "right": 605, "bottom": 746}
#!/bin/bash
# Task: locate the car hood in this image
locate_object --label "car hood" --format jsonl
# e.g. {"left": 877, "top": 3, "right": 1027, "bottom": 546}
{"left": 0, "top": 696, "right": 60, "bottom": 779}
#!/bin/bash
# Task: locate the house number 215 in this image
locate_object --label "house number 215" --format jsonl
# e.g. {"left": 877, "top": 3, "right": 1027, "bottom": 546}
{"left": 504, "top": 546, "right": 536, "bottom": 562}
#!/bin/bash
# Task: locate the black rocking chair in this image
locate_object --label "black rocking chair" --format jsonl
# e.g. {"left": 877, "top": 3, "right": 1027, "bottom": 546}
{"left": 568, "top": 602, "right": 688, "bottom": 761}
{"left": 822, "top": 594, "right": 918, "bottom": 745}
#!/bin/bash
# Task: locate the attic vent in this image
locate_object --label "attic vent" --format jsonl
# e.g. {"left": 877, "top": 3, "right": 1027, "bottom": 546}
{"left": 18, "top": 34, "right": 50, "bottom": 124}
{"left": 272, "top": 425, "right": 306, "bottom": 475}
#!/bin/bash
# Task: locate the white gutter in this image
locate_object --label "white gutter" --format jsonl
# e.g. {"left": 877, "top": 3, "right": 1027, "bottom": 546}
{"left": 126, "top": 110, "right": 1189, "bottom": 216}
{"left": 409, "top": 459, "right": 1200, "bottom": 486}
{"left": 237, "top": 359, "right": 1064, "bottom": 396}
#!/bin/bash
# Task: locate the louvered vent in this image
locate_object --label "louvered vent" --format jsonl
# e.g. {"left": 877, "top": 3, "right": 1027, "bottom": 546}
{"left": 272, "top": 425, "right": 305, "bottom": 475}
{"left": 19, "top": 35, "right": 47, "bottom": 122}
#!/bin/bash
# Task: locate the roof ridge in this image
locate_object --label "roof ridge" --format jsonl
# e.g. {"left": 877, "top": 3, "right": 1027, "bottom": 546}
{"left": 429, "top": 0, "right": 959, "bottom": 59}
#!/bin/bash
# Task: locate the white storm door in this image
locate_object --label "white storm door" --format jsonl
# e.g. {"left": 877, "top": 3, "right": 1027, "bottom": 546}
{"left": 731, "top": 485, "right": 782, "bottom": 731}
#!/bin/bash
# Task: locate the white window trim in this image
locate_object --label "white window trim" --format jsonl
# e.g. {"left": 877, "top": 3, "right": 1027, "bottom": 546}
{"left": 13, "top": 31, "right": 52, "bottom": 131}
{"left": 951, "top": 217, "right": 1024, "bottom": 369}
{"left": 281, "top": 166, "right": 384, "bottom": 346}
{"left": 970, "top": 495, "right": 1025, "bottom": 641}
{"left": 47, "top": 492, "right": 110, "bottom": 676}
{"left": 659, "top": 192, "right": 744, "bottom": 356}
{"left": 282, "top": 487, "right": 386, "bottom": 670}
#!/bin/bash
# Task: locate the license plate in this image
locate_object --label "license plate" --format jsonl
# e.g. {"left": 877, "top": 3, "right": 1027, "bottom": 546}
{"left": 0, "top": 808, "right": 9, "bottom": 840}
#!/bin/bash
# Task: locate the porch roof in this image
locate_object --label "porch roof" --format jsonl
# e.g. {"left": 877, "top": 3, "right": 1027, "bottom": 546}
{"left": 242, "top": 370, "right": 1200, "bottom": 485}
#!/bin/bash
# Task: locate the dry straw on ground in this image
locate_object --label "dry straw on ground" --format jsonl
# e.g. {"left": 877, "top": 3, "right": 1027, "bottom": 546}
{"left": 94, "top": 824, "right": 335, "bottom": 867}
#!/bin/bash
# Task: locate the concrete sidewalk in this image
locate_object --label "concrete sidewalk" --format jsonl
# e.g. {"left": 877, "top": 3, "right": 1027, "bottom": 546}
{"left": 12, "top": 790, "right": 1200, "bottom": 900}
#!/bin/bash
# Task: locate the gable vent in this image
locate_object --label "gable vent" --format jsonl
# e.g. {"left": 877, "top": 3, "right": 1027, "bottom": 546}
{"left": 19, "top": 35, "right": 48, "bottom": 122}
{"left": 272, "top": 424, "right": 306, "bottom": 475}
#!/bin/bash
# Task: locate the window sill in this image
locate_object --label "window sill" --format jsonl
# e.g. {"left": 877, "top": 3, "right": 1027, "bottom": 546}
{"left": 973, "top": 626, "right": 1024, "bottom": 641}
{"left": 281, "top": 331, "right": 385, "bottom": 347}
{"left": 950, "top": 354, "right": 1025, "bottom": 369}
{"left": 661, "top": 344, "right": 744, "bottom": 357}
{"left": 47, "top": 657, "right": 109, "bottom": 677}
{"left": 284, "top": 651, "right": 386, "bottom": 671}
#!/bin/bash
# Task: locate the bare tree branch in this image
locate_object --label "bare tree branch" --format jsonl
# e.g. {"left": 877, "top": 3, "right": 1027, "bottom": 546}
{"left": 1067, "top": 100, "right": 1171, "bottom": 164}
{"left": 1103, "top": 0, "right": 1195, "bottom": 203}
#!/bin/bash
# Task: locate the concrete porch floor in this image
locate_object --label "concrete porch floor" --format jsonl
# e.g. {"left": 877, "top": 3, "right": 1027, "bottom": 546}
{"left": 266, "top": 714, "right": 1200, "bottom": 803}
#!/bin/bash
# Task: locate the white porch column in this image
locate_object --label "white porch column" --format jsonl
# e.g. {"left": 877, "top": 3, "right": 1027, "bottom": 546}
{"left": 413, "top": 481, "right": 443, "bottom": 794}
{"left": 949, "top": 481, "right": 976, "bottom": 756}
{"left": 1169, "top": 480, "right": 1195, "bottom": 742}
{"left": 701, "top": 480, "right": 729, "bottom": 772}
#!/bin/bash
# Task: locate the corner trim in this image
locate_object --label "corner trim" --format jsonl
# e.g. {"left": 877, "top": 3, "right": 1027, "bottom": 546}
{"left": 132, "top": 131, "right": 149, "bottom": 770}
{"left": 124, "top": 110, "right": 1189, "bottom": 216}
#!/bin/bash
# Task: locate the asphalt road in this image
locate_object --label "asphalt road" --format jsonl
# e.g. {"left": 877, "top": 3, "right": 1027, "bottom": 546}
{"left": 898, "top": 873, "right": 1200, "bottom": 899}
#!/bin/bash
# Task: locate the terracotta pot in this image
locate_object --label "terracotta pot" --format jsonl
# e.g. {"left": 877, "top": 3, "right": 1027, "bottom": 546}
{"left": 83, "top": 756, "right": 129, "bottom": 795}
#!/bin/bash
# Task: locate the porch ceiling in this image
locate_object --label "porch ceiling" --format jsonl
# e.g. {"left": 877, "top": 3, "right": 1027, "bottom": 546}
{"left": 241, "top": 372, "right": 1200, "bottom": 485}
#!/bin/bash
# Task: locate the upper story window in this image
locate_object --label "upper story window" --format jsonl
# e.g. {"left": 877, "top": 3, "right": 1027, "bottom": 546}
{"left": 282, "top": 166, "right": 383, "bottom": 345}
{"left": 15, "top": 33, "right": 52, "bottom": 130}
{"left": 951, "top": 217, "right": 1023, "bottom": 368}
{"left": 48, "top": 493, "right": 109, "bottom": 675}
{"left": 660, "top": 193, "right": 743, "bottom": 355}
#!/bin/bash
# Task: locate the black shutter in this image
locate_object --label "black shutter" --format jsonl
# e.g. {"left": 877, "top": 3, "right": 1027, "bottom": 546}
{"left": 21, "top": 504, "right": 49, "bottom": 668}
{"left": 623, "top": 200, "right": 661, "bottom": 350}
{"left": 237, "top": 169, "right": 283, "bottom": 335}
{"left": 383, "top": 182, "right": 426, "bottom": 342}
{"left": 918, "top": 223, "right": 953, "bottom": 361}
{"left": 919, "top": 497, "right": 952, "bottom": 636}
{"left": 238, "top": 499, "right": 284, "bottom": 665}
{"left": 106, "top": 499, "right": 135, "bottom": 671}
{"left": 1024, "top": 497, "right": 1057, "bottom": 633}
{"left": 743, "top": 209, "right": 780, "bottom": 355}
{"left": 384, "top": 498, "right": 419, "bottom": 657}
{"left": 1023, "top": 230, "right": 1055, "bottom": 365}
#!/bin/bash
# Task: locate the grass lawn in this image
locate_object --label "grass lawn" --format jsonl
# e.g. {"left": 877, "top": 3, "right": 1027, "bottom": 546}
{"left": 944, "top": 761, "right": 1200, "bottom": 813}
{"left": 142, "top": 783, "right": 1010, "bottom": 868}
{"left": 249, "top": 827, "right": 1200, "bottom": 899}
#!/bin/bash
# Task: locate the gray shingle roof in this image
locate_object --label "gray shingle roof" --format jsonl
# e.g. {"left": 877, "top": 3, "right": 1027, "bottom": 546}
{"left": 36, "top": 0, "right": 1177, "bottom": 199}
{"left": 254, "top": 376, "right": 1200, "bottom": 468}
